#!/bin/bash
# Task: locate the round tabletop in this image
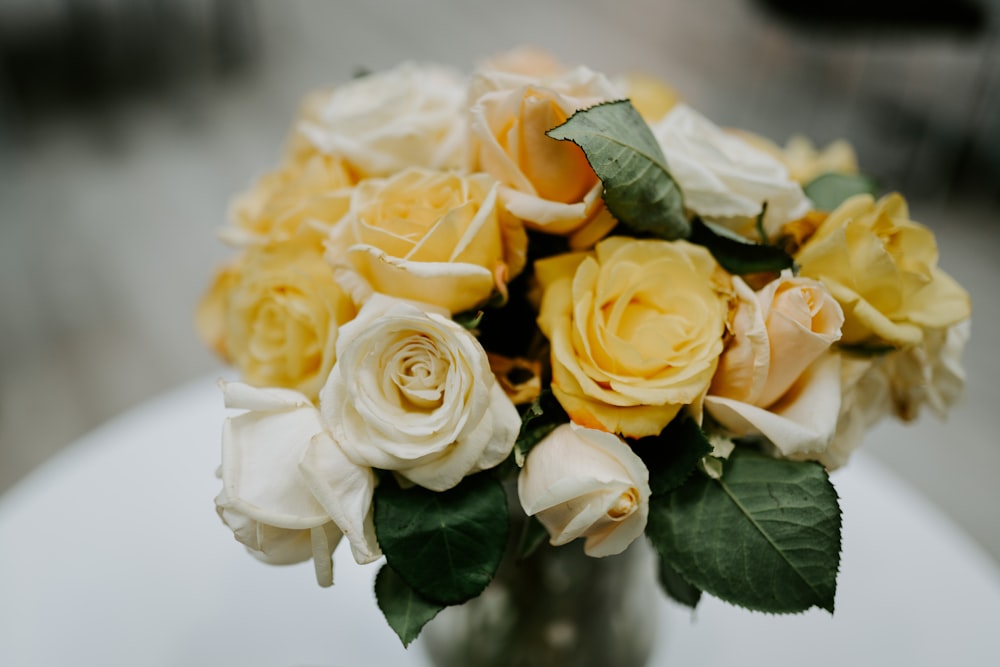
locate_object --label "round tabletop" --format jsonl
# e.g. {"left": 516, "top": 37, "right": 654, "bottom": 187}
{"left": 1, "top": 376, "right": 998, "bottom": 666}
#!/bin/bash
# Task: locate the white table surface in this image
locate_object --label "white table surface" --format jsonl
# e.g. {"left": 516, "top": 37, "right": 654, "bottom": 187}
{"left": 1, "top": 375, "right": 998, "bottom": 667}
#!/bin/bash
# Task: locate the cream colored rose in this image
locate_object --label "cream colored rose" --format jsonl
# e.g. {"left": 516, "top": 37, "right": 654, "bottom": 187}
{"left": 214, "top": 382, "right": 378, "bottom": 585}
{"left": 795, "top": 193, "right": 971, "bottom": 347}
{"left": 222, "top": 153, "right": 354, "bottom": 246}
{"left": 651, "top": 104, "right": 811, "bottom": 239}
{"left": 327, "top": 167, "right": 526, "bottom": 314}
{"left": 469, "top": 67, "right": 620, "bottom": 244}
{"left": 877, "top": 318, "right": 970, "bottom": 422}
{"left": 196, "top": 235, "right": 356, "bottom": 400}
{"left": 537, "top": 237, "right": 731, "bottom": 438}
{"left": 706, "top": 273, "right": 846, "bottom": 457}
{"left": 805, "top": 354, "right": 891, "bottom": 470}
{"left": 319, "top": 295, "right": 521, "bottom": 492}
{"left": 299, "top": 62, "right": 466, "bottom": 178}
{"left": 518, "top": 423, "right": 651, "bottom": 557}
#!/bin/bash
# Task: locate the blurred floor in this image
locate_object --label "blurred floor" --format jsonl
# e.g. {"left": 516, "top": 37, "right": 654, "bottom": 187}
{"left": 1, "top": 0, "right": 998, "bottom": 561}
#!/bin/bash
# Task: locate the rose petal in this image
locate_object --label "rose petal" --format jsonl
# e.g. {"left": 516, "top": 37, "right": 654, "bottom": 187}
{"left": 300, "top": 432, "right": 381, "bottom": 564}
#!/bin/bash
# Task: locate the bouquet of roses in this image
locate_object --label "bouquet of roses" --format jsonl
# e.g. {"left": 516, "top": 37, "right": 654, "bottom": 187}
{"left": 197, "top": 48, "right": 971, "bottom": 646}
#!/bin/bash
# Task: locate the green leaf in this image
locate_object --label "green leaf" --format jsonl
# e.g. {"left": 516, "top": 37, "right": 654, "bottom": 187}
{"left": 646, "top": 449, "right": 841, "bottom": 614}
{"left": 657, "top": 554, "right": 702, "bottom": 609}
{"left": 688, "top": 217, "right": 795, "bottom": 275}
{"left": 514, "top": 389, "right": 568, "bottom": 465}
{"left": 452, "top": 309, "right": 485, "bottom": 330}
{"left": 374, "top": 564, "right": 445, "bottom": 647}
{"left": 373, "top": 472, "right": 509, "bottom": 606}
{"left": 803, "top": 172, "right": 878, "bottom": 212}
{"left": 630, "top": 414, "right": 713, "bottom": 497}
{"left": 547, "top": 100, "right": 689, "bottom": 240}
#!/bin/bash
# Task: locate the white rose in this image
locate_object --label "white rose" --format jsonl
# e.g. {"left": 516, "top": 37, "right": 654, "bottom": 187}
{"left": 214, "top": 382, "right": 379, "bottom": 585}
{"left": 705, "top": 274, "right": 845, "bottom": 457}
{"left": 319, "top": 295, "right": 520, "bottom": 491}
{"left": 651, "top": 104, "right": 811, "bottom": 238}
{"left": 518, "top": 423, "right": 651, "bottom": 557}
{"left": 299, "top": 62, "right": 467, "bottom": 178}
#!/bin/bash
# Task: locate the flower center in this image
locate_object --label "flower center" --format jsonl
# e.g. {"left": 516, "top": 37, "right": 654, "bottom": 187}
{"left": 386, "top": 334, "right": 448, "bottom": 410}
{"left": 607, "top": 488, "right": 639, "bottom": 520}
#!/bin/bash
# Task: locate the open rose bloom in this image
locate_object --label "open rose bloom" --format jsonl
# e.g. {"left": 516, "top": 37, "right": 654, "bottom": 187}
{"left": 198, "top": 49, "right": 971, "bottom": 643}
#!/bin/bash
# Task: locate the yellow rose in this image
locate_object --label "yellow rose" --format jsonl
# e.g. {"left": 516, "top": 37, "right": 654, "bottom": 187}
{"left": 479, "top": 46, "right": 567, "bottom": 78}
{"left": 729, "top": 131, "right": 859, "bottom": 185}
{"left": 197, "top": 235, "right": 356, "bottom": 399}
{"left": 620, "top": 72, "right": 679, "bottom": 122}
{"left": 795, "top": 193, "right": 971, "bottom": 347}
{"left": 470, "top": 67, "right": 620, "bottom": 245}
{"left": 537, "top": 237, "right": 731, "bottom": 437}
{"left": 224, "top": 153, "right": 354, "bottom": 246}
{"left": 328, "top": 167, "right": 527, "bottom": 314}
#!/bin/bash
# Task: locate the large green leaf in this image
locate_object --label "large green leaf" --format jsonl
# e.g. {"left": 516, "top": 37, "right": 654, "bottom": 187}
{"left": 630, "top": 414, "right": 712, "bottom": 497}
{"left": 657, "top": 554, "right": 702, "bottom": 609}
{"left": 547, "top": 100, "right": 689, "bottom": 240}
{"left": 646, "top": 450, "right": 841, "bottom": 613}
{"left": 373, "top": 472, "right": 509, "bottom": 606}
{"left": 374, "top": 564, "right": 445, "bottom": 647}
{"left": 803, "top": 172, "right": 878, "bottom": 212}
{"left": 688, "top": 217, "right": 795, "bottom": 275}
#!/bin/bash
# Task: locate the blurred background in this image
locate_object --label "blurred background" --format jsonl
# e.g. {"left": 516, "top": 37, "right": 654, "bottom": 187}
{"left": 0, "top": 0, "right": 997, "bottom": 560}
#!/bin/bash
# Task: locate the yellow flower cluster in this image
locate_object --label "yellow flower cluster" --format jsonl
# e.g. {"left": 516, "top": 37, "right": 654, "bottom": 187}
{"left": 199, "top": 49, "right": 971, "bottom": 584}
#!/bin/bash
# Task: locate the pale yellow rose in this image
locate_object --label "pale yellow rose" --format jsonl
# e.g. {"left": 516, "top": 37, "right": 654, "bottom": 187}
{"left": 518, "top": 423, "right": 651, "bottom": 557}
{"left": 706, "top": 273, "right": 845, "bottom": 457}
{"left": 469, "top": 67, "right": 621, "bottom": 245}
{"left": 620, "top": 72, "right": 679, "bottom": 122}
{"left": 537, "top": 237, "right": 731, "bottom": 438}
{"left": 327, "top": 167, "right": 526, "bottom": 314}
{"left": 223, "top": 153, "right": 355, "bottom": 246}
{"left": 196, "top": 235, "right": 357, "bottom": 399}
{"left": 795, "top": 193, "right": 971, "bottom": 347}
{"left": 730, "top": 131, "right": 859, "bottom": 185}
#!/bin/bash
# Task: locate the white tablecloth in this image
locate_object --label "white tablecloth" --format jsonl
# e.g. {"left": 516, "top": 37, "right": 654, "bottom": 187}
{"left": 1, "top": 376, "right": 998, "bottom": 666}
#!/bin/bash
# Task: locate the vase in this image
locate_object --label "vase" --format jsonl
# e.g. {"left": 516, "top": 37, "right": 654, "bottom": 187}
{"left": 421, "top": 526, "right": 660, "bottom": 667}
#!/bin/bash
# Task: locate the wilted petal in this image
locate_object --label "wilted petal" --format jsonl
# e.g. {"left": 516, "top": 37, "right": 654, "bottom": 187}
{"left": 300, "top": 431, "right": 381, "bottom": 564}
